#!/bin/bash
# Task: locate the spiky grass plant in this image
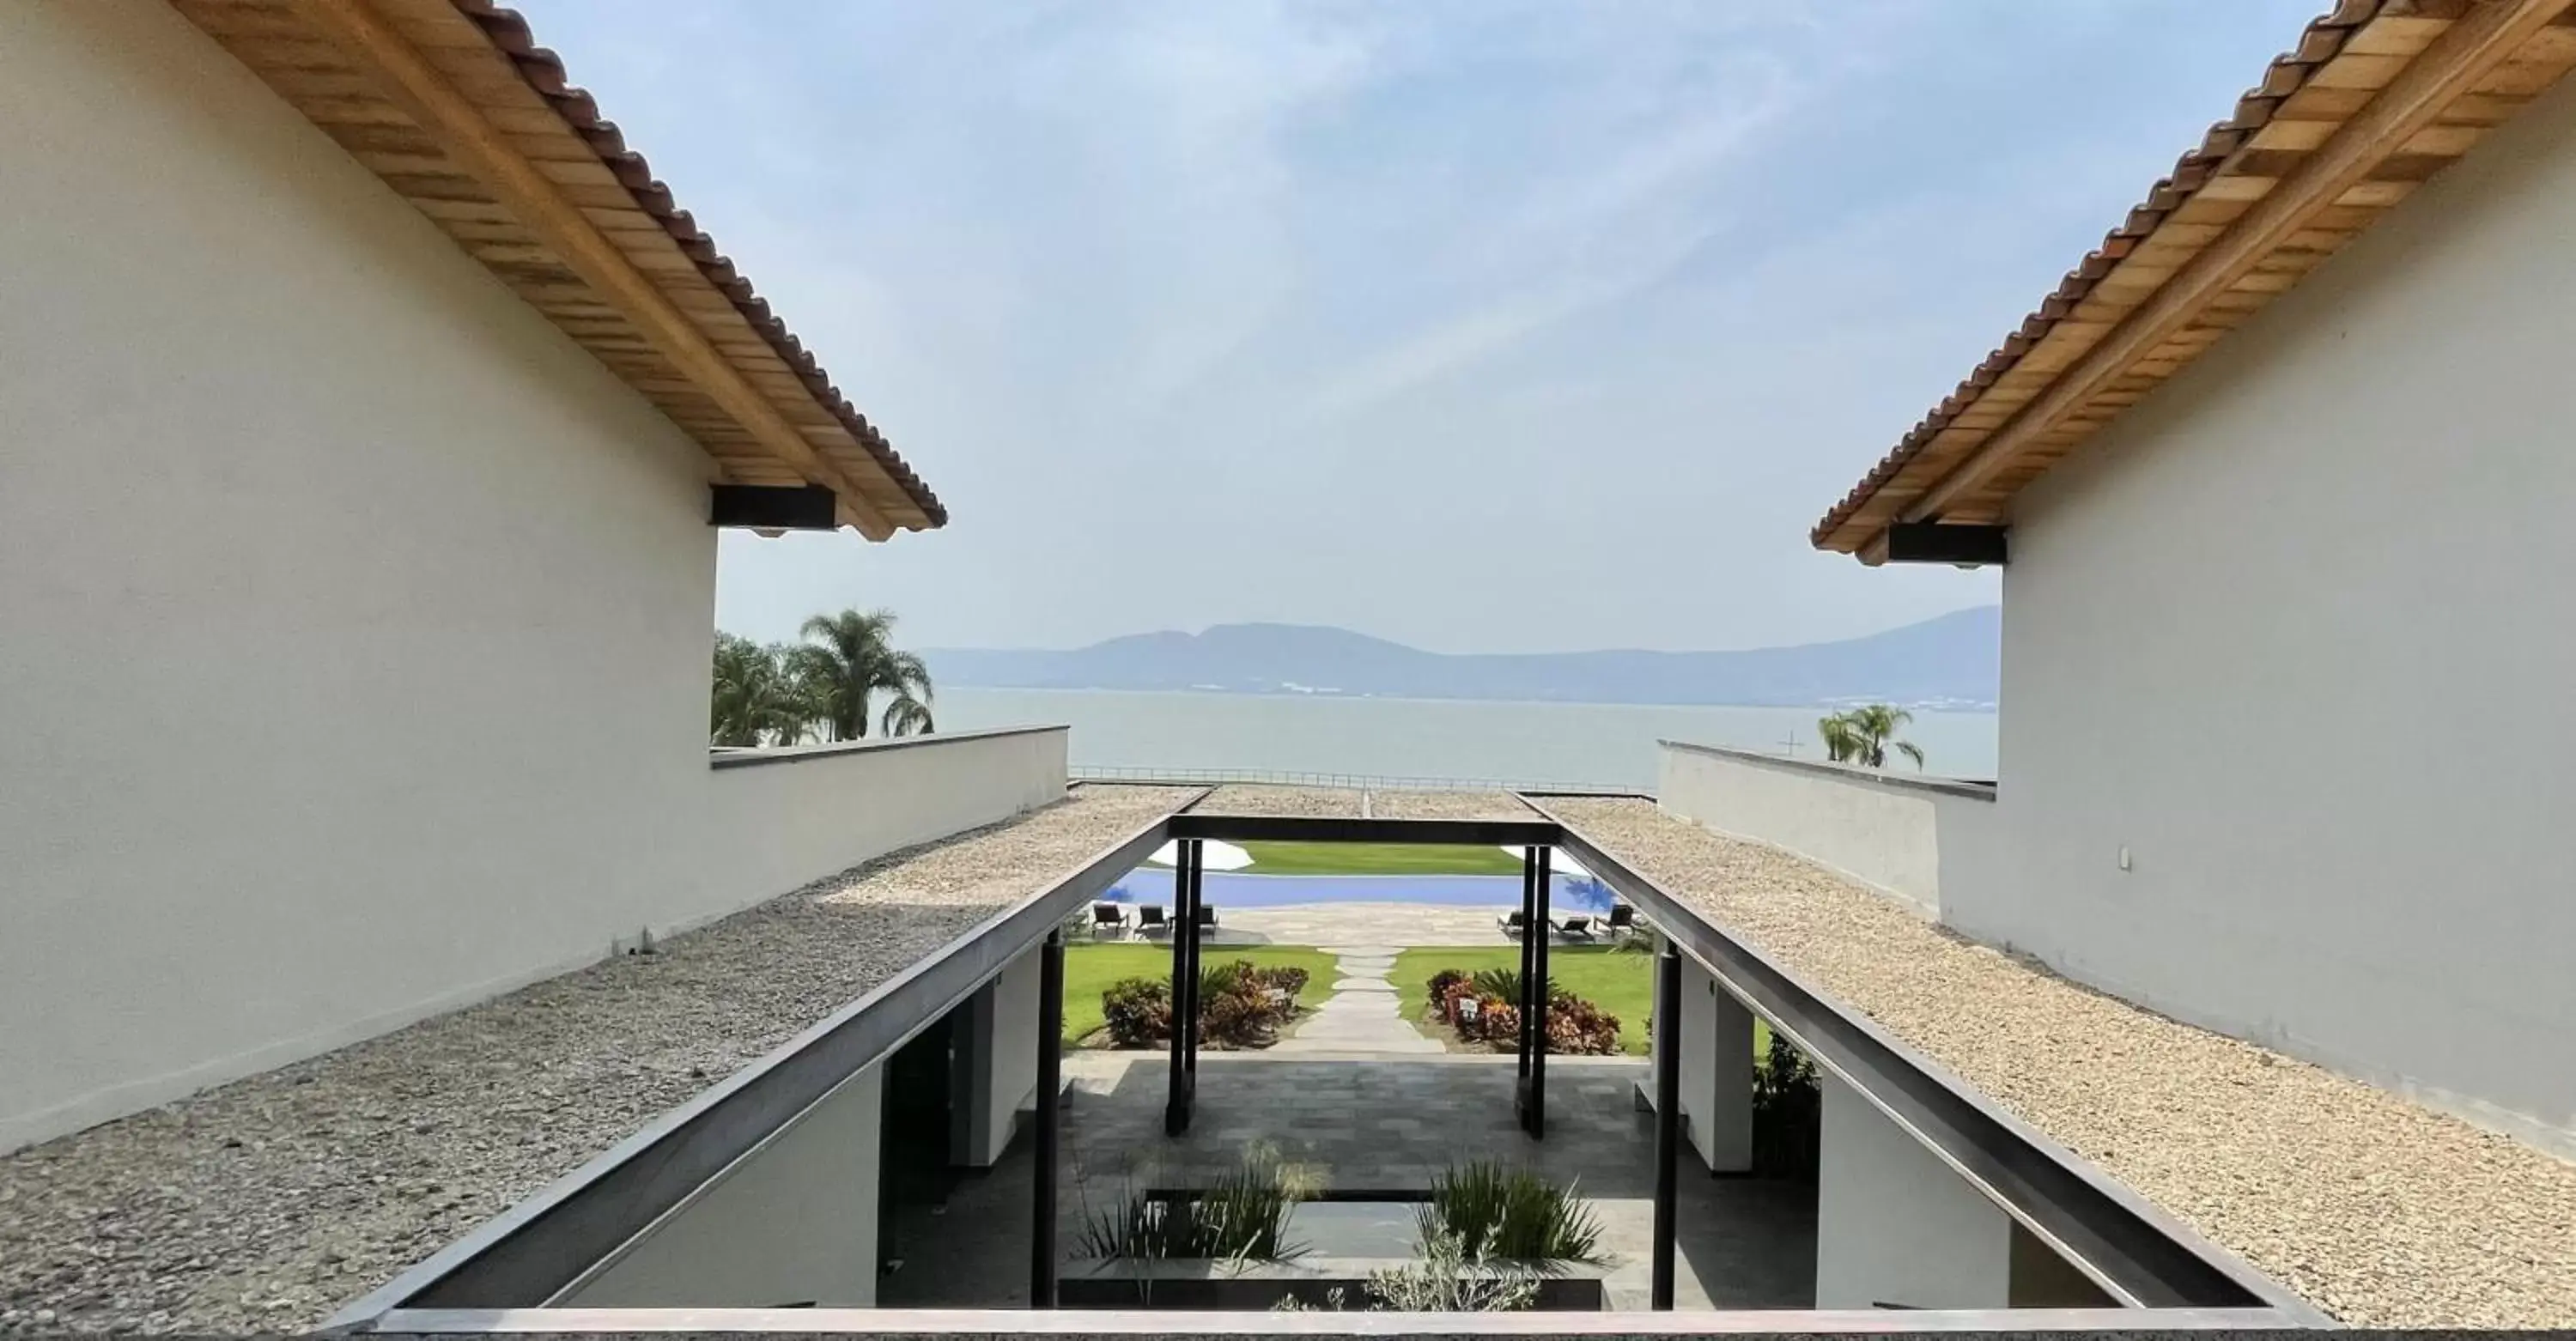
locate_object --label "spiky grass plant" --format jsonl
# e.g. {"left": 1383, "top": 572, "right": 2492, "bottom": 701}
{"left": 1417, "top": 1160, "right": 1605, "bottom": 1265}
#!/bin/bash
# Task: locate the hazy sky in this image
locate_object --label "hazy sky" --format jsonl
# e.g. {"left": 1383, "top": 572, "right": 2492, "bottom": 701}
{"left": 519, "top": 1, "right": 2314, "bottom": 653}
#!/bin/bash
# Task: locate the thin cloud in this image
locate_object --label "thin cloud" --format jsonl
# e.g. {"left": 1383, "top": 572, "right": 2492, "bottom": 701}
{"left": 516, "top": 0, "right": 2317, "bottom": 652}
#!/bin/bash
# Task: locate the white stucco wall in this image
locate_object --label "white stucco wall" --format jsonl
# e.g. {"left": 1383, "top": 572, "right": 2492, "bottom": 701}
{"left": 703, "top": 731, "right": 1071, "bottom": 939}
{"left": 1658, "top": 742, "right": 1993, "bottom": 916}
{"left": 950, "top": 943, "right": 1044, "bottom": 1168}
{"left": 0, "top": 0, "right": 1061, "bottom": 1155}
{"left": 568, "top": 1065, "right": 885, "bottom": 1308}
{"left": 1814, "top": 1075, "right": 2010, "bottom": 1310}
{"left": 1948, "top": 70, "right": 2576, "bottom": 1154}
{"left": 1670, "top": 950, "right": 1753, "bottom": 1173}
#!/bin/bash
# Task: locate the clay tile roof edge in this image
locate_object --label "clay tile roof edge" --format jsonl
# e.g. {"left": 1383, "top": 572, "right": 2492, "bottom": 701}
{"left": 452, "top": 0, "right": 946, "bottom": 528}
{"left": 1808, "top": 2, "right": 2379, "bottom": 552}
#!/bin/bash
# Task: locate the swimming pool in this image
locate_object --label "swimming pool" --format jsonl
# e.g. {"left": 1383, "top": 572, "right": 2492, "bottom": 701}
{"left": 1100, "top": 868, "right": 1618, "bottom": 912}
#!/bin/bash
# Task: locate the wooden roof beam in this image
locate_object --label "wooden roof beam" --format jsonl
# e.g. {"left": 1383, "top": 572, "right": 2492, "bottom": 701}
{"left": 288, "top": 0, "right": 898, "bottom": 540}
{"left": 1901, "top": 0, "right": 2574, "bottom": 529}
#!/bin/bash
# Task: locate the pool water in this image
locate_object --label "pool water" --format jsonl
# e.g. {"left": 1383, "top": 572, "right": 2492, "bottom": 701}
{"left": 1103, "top": 868, "right": 1618, "bottom": 912}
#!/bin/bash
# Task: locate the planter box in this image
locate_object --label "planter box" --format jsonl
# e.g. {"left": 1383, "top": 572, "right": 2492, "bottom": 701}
{"left": 1057, "top": 1256, "right": 1608, "bottom": 1311}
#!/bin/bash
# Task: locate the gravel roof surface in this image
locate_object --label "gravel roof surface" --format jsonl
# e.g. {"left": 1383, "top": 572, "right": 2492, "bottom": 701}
{"left": 0, "top": 786, "right": 1184, "bottom": 1336}
{"left": 1188, "top": 786, "right": 1538, "bottom": 820}
{"left": 1365, "top": 789, "right": 1534, "bottom": 820}
{"left": 1549, "top": 797, "right": 2576, "bottom": 1328}
{"left": 1190, "top": 784, "right": 1360, "bottom": 816}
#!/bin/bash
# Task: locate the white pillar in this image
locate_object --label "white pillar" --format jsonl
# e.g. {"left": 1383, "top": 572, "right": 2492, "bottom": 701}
{"left": 1677, "top": 953, "right": 1755, "bottom": 1173}
{"left": 1814, "top": 1073, "right": 2010, "bottom": 1310}
{"left": 952, "top": 944, "right": 1043, "bottom": 1168}
{"left": 568, "top": 1062, "right": 886, "bottom": 1307}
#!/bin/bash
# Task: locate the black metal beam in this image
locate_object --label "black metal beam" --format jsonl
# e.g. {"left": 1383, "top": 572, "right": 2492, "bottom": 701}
{"left": 1030, "top": 931, "right": 1065, "bottom": 1308}
{"left": 343, "top": 808, "right": 1182, "bottom": 1314}
{"left": 1651, "top": 940, "right": 1682, "bottom": 1310}
{"left": 1168, "top": 814, "right": 1556, "bottom": 846}
{"left": 1163, "top": 840, "right": 1194, "bottom": 1137}
{"left": 1514, "top": 849, "right": 1535, "bottom": 1097}
{"left": 1528, "top": 844, "right": 1549, "bottom": 1141}
{"left": 1524, "top": 797, "right": 2313, "bottom": 1317}
{"left": 372, "top": 1303, "right": 2320, "bottom": 1333}
{"left": 1885, "top": 521, "right": 2008, "bottom": 567}
{"left": 708, "top": 483, "right": 837, "bottom": 531}
{"left": 1182, "top": 840, "right": 1201, "bottom": 1087}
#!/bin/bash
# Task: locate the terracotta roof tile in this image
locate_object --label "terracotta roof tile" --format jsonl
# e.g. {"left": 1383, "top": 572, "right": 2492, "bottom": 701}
{"left": 451, "top": 1, "right": 945, "bottom": 526}
{"left": 1811, "top": 3, "right": 2393, "bottom": 550}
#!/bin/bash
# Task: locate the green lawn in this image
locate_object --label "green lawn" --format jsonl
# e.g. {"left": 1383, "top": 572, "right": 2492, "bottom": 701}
{"left": 1059, "top": 943, "right": 1340, "bottom": 1046}
{"left": 1237, "top": 840, "right": 1523, "bottom": 876}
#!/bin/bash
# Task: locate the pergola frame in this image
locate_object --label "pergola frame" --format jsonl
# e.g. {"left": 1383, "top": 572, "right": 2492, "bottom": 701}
{"left": 328, "top": 792, "right": 2325, "bottom": 1334}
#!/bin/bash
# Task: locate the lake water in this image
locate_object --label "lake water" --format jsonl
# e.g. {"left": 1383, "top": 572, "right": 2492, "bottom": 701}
{"left": 933, "top": 688, "right": 1998, "bottom": 792}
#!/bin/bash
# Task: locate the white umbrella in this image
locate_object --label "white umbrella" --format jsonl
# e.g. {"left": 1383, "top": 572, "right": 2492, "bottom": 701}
{"left": 1494, "top": 843, "right": 1592, "bottom": 882}
{"left": 1147, "top": 838, "right": 1253, "bottom": 871}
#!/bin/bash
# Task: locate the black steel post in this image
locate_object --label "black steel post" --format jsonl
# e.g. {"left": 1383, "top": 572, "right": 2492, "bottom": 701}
{"left": 1651, "top": 938, "right": 1681, "bottom": 1310}
{"left": 1530, "top": 844, "right": 1551, "bottom": 1141}
{"left": 1183, "top": 839, "right": 1202, "bottom": 1084}
{"left": 1515, "top": 846, "right": 1536, "bottom": 1130}
{"left": 1032, "top": 931, "right": 1066, "bottom": 1308}
{"left": 1164, "top": 840, "right": 1190, "bottom": 1135}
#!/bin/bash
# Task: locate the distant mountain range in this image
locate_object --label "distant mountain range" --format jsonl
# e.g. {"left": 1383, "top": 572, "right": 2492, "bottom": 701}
{"left": 924, "top": 605, "right": 1998, "bottom": 709}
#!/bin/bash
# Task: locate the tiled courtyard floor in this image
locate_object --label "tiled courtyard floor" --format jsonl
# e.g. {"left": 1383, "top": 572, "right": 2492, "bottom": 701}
{"left": 881, "top": 1051, "right": 1815, "bottom": 1310}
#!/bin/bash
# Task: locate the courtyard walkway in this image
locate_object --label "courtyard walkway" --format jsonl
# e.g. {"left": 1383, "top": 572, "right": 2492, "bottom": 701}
{"left": 1271, "top": 945, "right": 1442, "bottom": 1054}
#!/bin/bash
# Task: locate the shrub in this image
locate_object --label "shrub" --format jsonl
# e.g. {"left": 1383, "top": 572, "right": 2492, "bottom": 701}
{"left": 1101, "top": 977, "right": 1171, "bottom": 1047}
{"left": 1103, "top": 962, "right": 1313, "bottom": 1051}
{"left": 1200, "top": 959, "right": 1309, "bottom": 1049}
{"left": 1197, "top": 960, "right": 1247, "bottom": 1002}
{"left": 1750, "top": 1032, "right": 1821, "bottom": 1182}
{"left": 1200, "top": 990, "right": 1276, "bottom": 1048}
{"left": 1544, "top": 997, "right": 1622, "bottom": 1056}
{"left": 1418, "top": 1161, "right": 1604, "bottom": 1264}
{"left": 1276, "top": 1230, "right": 1540, "bottom": 1314}
{"left": 1423, "top": 974, "right": 1618, "bottom": 1055}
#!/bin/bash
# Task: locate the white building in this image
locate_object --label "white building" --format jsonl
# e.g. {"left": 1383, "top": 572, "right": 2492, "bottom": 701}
{"left": 1686, "top": 0, "right": 2576, "bottom": 1156}
{"left": 0, "top": 0, "right": 1067, "bottom": 1156}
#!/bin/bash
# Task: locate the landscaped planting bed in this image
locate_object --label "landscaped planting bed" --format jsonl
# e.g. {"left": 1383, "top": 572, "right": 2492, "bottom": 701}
{"left": 1069, "top": 947, "right": 1336, "bottom": 1050}
{"left": 1391, "top": 945, "right": 1652, "bottom": 1054}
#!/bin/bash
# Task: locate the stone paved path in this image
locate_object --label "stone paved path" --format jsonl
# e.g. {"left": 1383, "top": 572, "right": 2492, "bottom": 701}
{"left": 1274, "top": 945, "right": 1445, "bottom": 1053}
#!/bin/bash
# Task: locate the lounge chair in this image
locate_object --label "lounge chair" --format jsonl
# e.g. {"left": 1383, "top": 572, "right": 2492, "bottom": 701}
{"left": 1194, "top": 905, "right": 1220, "bottom": 935}
{"left": 1090, "top": 902, "right": 1127, "bottom": 938}
{"left": 1136, "top": 905, "right": 1169, "bottom": 936}
{"left": 1497, "top": 910, "right": 1528, "bottom": 938}
{"left": 1552, "top": 914, "right": 1595, "bottom": 940}
{"left": 1604, "top": 904, "right": 1640, "bottom": 940}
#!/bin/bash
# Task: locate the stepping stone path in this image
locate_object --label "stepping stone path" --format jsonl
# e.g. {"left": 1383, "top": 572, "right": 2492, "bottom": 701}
{"left": 1273, "top": 946, "right": 1445, "bottom": 1053}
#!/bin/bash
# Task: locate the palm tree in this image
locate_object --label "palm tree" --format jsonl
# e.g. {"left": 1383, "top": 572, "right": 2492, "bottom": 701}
{"left": 1818, "top": 704, "right": 1925, "bottom": 770}
{"left": 794, "top": 608, "right": 936, "bottom": 739}
{"left": 709, "top": 634, "right": 818, "bottom": 747}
